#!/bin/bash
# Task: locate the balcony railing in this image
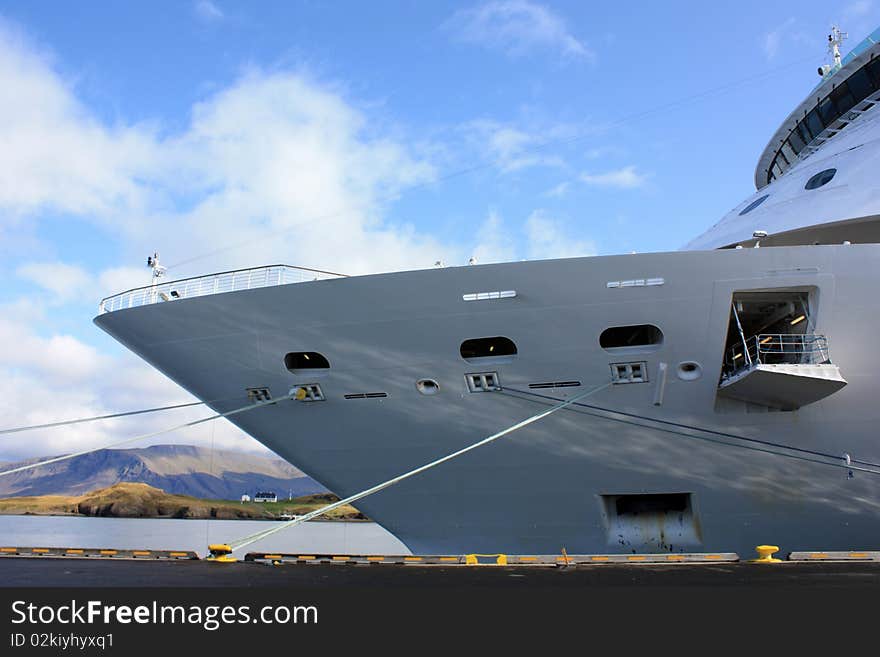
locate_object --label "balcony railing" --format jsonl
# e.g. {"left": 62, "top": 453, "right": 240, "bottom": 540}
{"left": 722, "top": 333, "right": 830, "bottom": 380}
{"left": 99, "top": 264, "right": 346, "bottom": 314}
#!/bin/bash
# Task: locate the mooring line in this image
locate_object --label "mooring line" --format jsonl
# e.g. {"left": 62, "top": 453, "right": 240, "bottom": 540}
{"left": 499, "top": 387, "right": 880, "bottom": 476}
{"left": 223, "top": 382, "right": 611, "bottom": 553}
{"left": 0, "top": 400, "right": 237, "bottom": 436}
{"left": 0, "top": 394, "right": 297, "bottom": 478}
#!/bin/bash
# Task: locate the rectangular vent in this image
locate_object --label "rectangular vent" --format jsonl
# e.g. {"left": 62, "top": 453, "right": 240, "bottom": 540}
{"left": 528, "top": 381, "right": 581, "bottom": 389}
{"left": 344, "top": 392, "right": 388, "bottom": 400}
{"left": 246, "top": 387, "right": 272, "bottom": 403}
{"left": 610, "top": 362, "right": 648, "bottom": 384}
{"left": 294, "top": 383, "right": 325, "bottom": 402}
{"left": 466, "top": 372, "right": 501, "bottom": 393}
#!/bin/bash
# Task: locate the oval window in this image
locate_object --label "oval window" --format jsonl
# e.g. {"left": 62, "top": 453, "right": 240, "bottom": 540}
{"left": 738, "top": 194, "right": 769, "bottom": 216}
{"left": 599, "top": 325, "right": 663, "bottom": 351}
{"left": 805, "top": 168, "right": 837, "bottom": 190}
{"left": 284, "top": 352, "right": 330, "bottom": 375}
{"left": 460, "top": 337, "right": 517, "bottom": 363}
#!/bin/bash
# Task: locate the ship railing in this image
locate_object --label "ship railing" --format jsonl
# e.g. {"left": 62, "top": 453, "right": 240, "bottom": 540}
{"left": 99, "top": 264, "right": 346, "bottom": 314}
{"left": 722, "top": 333, "right": 830, "bottom": 380}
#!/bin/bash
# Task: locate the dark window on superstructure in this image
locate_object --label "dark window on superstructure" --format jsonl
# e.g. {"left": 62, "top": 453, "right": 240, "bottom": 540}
{"left": 460, "top": 337, "right": 517, "bottom": 361}
{"left": 796, "top": 120, "right": 813, "bottom": 145}
{"left": 600, "top": 324, "right": 663, "bottom": 350}
{"left": 805, "top": 168, "right": 837, "bottom": 190}
{"left": 788, "top": 130, "right": 805, "bottom": 153}
{"left": 867, "top": 57, "right": 880, "bottom": 86}
{"left": 817, "top": 97, "right": 836, "bottom": 125}
{"left": 847, "top": 68, "right": 873, "bottom": 104}
{"left": 830, "top": 84, "right": 856, "bottom": 115}
{"left": 806, "top": 108, "right": 824, "bottom": 137}
{"left": 739, "top": 194, "right": 770, "bottom": 216}
{"left": 284, "top": 351, "right": 330, "bottom": 371}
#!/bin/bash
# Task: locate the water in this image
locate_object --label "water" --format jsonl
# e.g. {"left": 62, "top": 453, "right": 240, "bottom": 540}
{"left": 0, "top": 516, "right": 410, "bottom": 556}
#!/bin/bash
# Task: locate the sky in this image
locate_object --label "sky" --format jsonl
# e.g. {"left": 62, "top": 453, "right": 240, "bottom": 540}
{"left": 1, "top": 0, "right": 878, "bottom": 462}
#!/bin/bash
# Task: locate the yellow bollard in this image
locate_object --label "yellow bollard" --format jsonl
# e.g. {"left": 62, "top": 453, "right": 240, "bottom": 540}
{"left": 207, "top": 544, "right": 237, "bottom": 563}
{"left": 751, "top": 545, "right": 782, "bottom": 563}
{"left": 464, "top": 553, "right": 507, "bottom": 565}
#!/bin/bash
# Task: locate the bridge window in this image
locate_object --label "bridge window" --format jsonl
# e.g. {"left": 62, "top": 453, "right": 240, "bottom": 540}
{"left": 805, "top": 108, "right": 823, "bottom": 137}
{"left": 805, "top": 168, "right": 836, "bottom": 190}
{"left": 600, "top": 324, "right": 663, "bottom": 351}
{"left": 830, "top": 84, "right": 856, "bottom": 116}
{"left": 847, "top": 68, "right": 873, "bottom": 105}
{"left": 867, "top": 57, "right": 880, "bottom": 86}
{"left": 284, "top": 351, "right": 330, "bottom": 372}
{"left": 460, "top": 337, "right": 517, "bottom": 363}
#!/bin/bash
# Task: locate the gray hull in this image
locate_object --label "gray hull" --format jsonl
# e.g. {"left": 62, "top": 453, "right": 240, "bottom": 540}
{"left": 95, "top": 245, "right": 880, "bottom": 556}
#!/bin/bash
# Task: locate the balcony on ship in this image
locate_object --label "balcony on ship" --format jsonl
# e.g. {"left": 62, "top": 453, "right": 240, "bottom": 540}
{"left": 716, "top": 290, "right": 846, "bottom": 411}
{"left": 718, "top": 333, "right": 846, "bottom": 410}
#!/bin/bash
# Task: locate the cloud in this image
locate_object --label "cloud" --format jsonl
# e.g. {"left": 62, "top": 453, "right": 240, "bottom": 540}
{"left": 544, "top": 181, "right": 570, "bottom": 197}
{"left": 470, "top": 210, "right": 517, "bottom": 264}
{"left": 580, "top": 165, "right": 647, "bottom": 189}
{"left": 467, "top": 208, "right": 595, "bottom": 264}
{"left": 16, "top": 262, "right": 91, "bottom": 301}
{"left": 762, "top": 18, "right": 797, "bottom": 60}
{"left": 463, "top": 119, "right": 566, "bottom": 172}
{"left": 844, "top": 1, "right": 873, "bottom": 19}
{"left": 525, "top": 210, "right": 595, "bottom": 260}
{"left": 194, "top": 0, "right": 224, "bottom": 22}
{"left": 445, "top": 1, "right": 594, "bottom": 61}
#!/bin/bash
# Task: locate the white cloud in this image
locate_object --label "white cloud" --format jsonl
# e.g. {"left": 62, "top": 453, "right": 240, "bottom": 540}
{"left": 525, "top": 210, "right": 595, "bottom": 260}
{"left": 16, "top": 262, "right": 91, "bottom": 301}
{"left": 470, "top": 210, "right": 517, "bottom": 264}
{"left": 763, "top": 18, "right": 797, "bottom": 60}
{"left": 544, "top": 181, "right": 570, "bottom": 197}
{"left": 194, "top": 0, "right": 224, "bottom": 22}
{"left": 464, "top": 119, "right": 566, "bottom": 172}
{"left": 844, "top": 1, "right": 873, "bottom": 19}
{"left": 446, "top": 1, "right": 594, "bottom": 61}
{"left": 580, "top": 165, "right": 647, "bottom": 189}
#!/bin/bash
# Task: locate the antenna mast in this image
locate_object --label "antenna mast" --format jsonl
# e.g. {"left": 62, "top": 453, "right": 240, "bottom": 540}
{"left": 147, "top": 252, "right": 166, "bottom": 287}
{"left": 818, "top": 26, "right": 848, "bottom": 78}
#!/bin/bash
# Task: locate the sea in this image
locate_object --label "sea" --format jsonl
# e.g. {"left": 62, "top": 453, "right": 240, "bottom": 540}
{"left": 0, "top": 516, "right": 410, "bottom": 556}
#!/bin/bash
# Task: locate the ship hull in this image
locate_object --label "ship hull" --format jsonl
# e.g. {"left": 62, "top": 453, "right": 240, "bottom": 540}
{"left": 95, "top": 245, "right": 880, "bottom": 556}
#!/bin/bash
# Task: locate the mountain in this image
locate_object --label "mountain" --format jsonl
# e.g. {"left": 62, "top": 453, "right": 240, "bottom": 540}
{"left": 0, "top": 445, "right": 328, "bottom": 500}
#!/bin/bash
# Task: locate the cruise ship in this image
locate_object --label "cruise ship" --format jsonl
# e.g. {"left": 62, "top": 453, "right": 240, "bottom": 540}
{"left": 97, "top": 27, "right": 880, "bottom": 556}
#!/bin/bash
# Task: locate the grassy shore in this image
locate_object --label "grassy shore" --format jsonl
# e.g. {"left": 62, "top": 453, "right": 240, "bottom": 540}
{"left": 0, "top": 483, "right": 366, "bottom": 521}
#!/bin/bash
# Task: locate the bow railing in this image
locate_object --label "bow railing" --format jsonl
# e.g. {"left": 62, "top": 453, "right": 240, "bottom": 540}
{"left": 99, "top": 264, "right": 346, "bottom": 314}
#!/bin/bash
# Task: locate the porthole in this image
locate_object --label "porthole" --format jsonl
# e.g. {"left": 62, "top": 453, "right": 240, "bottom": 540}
{"left": 805, "top": 168, "right": 837, "bottom": 190}
{"left": 599, "top": 324, "right": 663, "bottom": 352}
{"left": 676, "top": 361, "right": 702, "bottom": 381}
{"left": 416, "top": 379, "right": 440, "bottom": 395}
{"left": 284, "top": 351, "right": 330, "bottom": 377}
{"left": 738, "top": 194, "right": 769, "bottom": 216}
{"left": 460, "top": 336, "right": 517, "bottom": 364}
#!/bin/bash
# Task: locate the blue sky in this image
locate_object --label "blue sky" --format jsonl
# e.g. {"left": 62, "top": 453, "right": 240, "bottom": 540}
{"left": 1, "top": 0, "right": 878, "bottom": 460}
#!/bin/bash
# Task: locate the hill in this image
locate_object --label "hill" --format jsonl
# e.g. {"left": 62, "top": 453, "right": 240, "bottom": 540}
{"left": 0, "top": 482, "right": 365, "bottom": 520}
{"left": 0, "top": 444, "right": 327, "bottom": 500}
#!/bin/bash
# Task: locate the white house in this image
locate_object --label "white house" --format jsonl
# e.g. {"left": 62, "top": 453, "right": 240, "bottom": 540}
{"left": 240, "top": 494, "right": 251, "bottom": 503}
{"left": 254, "top": 491, "right": 278, "bottom": 503}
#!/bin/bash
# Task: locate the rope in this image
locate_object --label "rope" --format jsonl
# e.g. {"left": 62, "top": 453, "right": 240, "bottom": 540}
{"left": 499, "top": 387, "right": 880, "bottom": 476}
{"left": 224, "top": 382, "right": 611, "bottom": 552}
{"left": 0, "top": 400, "right": 235, "bottom": 436}
{"left": 0, "top": 393, "right": 297, "bottom": 478}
